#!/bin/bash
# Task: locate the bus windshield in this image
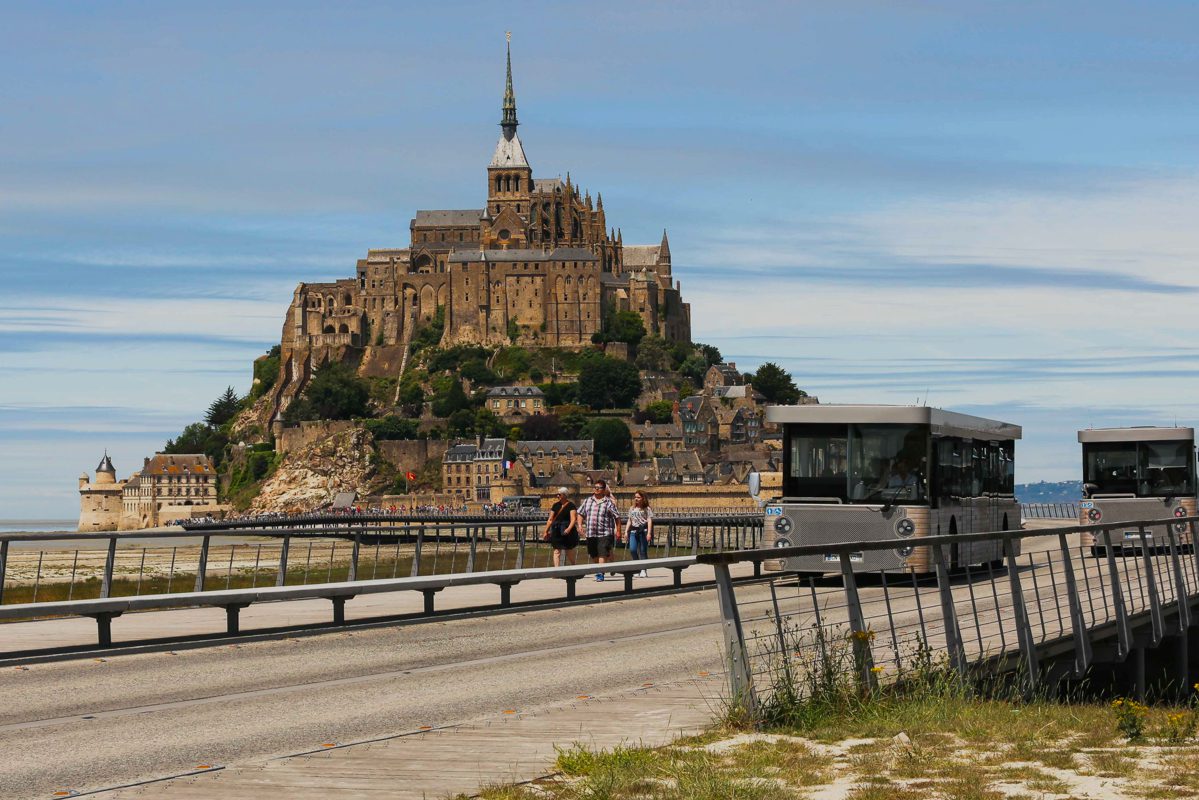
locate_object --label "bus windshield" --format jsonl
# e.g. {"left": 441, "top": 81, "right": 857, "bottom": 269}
{"left": 786, "top": 424, "right": 927, "bottom": 504}
{"left": 1085, "top": 441, "right": 1194, "bottom": 497}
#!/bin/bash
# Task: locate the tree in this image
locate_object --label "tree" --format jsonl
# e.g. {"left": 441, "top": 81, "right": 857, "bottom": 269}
{"left": 205, "top": 386, "right": 241, "bottom": 428}
{"left": 460, "top": 358, "right": 497, "bottom": 385}
{"left": 635, "top": 336, "right": 671, "bottom": 372}
{"left": 679, "top": 354, "right": 709, "bottom": 385}
{"left": 584, "top": 418, "right": 633, "bottom": 465}
{"left": 538, "top": 381, "right": 577, "bottom": 407}
{"left": 474, "top": 408, "right": 507, "bottom": 438}
{"left": 521, "top": 414, "right": 564, "bottom": 441}
{"left": 364, "top": 415, "right": 420, "bottom": 440}
{"left": 577, "top": 357, "right": 642, "bottom": 410}
{"left": 599, "top": 310, "right": 646, "bottom": 346}
{"left": 557, "top": 406, "right": 591, "bottom": 438}
{"left": 165, "top": 422, "right": 214, "bottom": 455}
{"left": 447, "top": 408, "right": 476, "bottom": 436}
{"left": 634, "top": 401, "right": 675, "bottom": 425}
{"left": 397, "top": 381, "right": 425, "bottom": 411}
{"left": 697, "top": 342, "right": 722, "bottom": 366}
{"left": 283, "top": 361, "right": 371, "bottom": 422}
{"left": 753, "top": 362, "right": 805, "bottom": 405}
{"left": 431, "top": 378, "right": 472, "bottom": 418}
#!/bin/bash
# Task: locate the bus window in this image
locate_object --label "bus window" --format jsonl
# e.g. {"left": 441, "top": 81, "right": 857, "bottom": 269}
{"left": 848, "top": 425, "right": 927, "bottom": 503}
{"left": 786, "top": 425, "right": 848, "bottom": 499}
{"left": 1139, "top": 441, "right": 1194, "bottom": 496}
{"left": 1085, "top": 443, "right": 1137, "bottom": 495}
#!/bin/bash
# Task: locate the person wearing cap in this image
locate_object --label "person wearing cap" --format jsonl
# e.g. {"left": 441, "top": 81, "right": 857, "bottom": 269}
{"left": 577, "top": 478, "right": 623, "bottom": 581}
{"left": 542, "top": 486, "right": 579, "bottom": 566}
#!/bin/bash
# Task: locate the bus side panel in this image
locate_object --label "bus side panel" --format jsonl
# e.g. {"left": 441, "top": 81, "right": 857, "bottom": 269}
{"left": 905, "top": 506, "right": 931, "bottom": 573}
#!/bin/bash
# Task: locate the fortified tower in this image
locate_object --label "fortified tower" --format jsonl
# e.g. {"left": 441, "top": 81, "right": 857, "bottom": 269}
{"left": 78, "top": 453, "right": 125, "bottom": 532}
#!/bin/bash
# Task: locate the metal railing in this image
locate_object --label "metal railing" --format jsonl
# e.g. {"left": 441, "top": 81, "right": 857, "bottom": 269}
{"left": 0, "top": 556, "right": 715, "bottom": 650}
{"left": 699, "top": 515, "right": 1199, "bottom": 713}
{"left": 0, "top": 516, "right": 762, "bottom": 608}
{"left": 1021, "top": 502, "right": 1079, "bottom": 520}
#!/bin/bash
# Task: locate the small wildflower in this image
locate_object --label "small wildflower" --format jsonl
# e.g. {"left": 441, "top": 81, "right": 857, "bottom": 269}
{"left": 870, "top": 666, "right": 885, "bottom": 674}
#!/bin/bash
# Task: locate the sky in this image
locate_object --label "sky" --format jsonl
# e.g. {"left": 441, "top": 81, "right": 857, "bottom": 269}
{"left": 3, "top": 1, "right": 1199, "bottom": 519}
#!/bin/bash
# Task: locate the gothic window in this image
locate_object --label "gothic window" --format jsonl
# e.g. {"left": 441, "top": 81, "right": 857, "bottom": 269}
{"left": 495, "top": 176, "right": 502, "bottom": 193}
{"left": 514, "top": 176, "right": 521, "bottom": 192}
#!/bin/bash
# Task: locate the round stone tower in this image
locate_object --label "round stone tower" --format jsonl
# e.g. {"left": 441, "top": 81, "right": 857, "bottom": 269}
{"left": 78, "top": 452, "right": 124, "bottom": 532}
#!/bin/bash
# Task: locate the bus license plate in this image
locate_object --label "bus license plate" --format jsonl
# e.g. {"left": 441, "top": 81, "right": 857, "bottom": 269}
{"left": 1124, "top": 531, "right": 1150, "bottom": 540}
{"left": 824, "top": 552, "right": 864, "bottom": 563}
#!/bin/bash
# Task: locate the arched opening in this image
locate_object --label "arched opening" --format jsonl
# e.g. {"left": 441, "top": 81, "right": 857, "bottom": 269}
{"left": 338, "top": 323, "right": 349, "bottom": 334}
{"left": 326, "top": 295, "right": 335, "bottom": 309}
{"left": 323, "top": 324, "right": 335, "bottom": 334}
{"left": 343, "top": 293, "right": 352, "bottom": 306}
{"left": 495, "top": 175, "right": 502, "bottom": 193}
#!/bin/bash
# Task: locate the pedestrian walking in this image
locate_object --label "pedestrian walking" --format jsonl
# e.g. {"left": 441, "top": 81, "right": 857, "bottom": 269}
{"left": 542, "top": 486, "right": 579, "bottom": 567}
{"left": 627, "top": 491, "right": 653, "bottom": 577}
{"left": 577, "top": 479, "right": 622, "bottom": 581}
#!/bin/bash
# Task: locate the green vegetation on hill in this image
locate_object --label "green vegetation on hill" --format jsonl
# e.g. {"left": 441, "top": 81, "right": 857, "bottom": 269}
{"left": 282, "top": 360, "right": 371, "bottom": 423}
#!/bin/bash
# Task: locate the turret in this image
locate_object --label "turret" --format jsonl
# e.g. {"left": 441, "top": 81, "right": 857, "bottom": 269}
{"left": 95, "top": 452, "right": 116, "bottom": 485}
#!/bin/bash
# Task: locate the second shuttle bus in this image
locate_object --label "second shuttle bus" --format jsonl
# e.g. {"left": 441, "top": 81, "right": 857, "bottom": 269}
{"left": 1078, "top": 426, "right": 1197, "bottom": 549}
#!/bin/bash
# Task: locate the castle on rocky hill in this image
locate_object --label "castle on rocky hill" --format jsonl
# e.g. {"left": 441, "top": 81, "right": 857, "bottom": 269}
{"left": 263, "top": 41, "right": 690, "bottom": 424}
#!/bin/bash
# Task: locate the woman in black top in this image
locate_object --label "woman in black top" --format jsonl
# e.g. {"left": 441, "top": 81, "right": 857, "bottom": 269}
{"left": 543, "top": 486, "right": 580, "bottom": 566}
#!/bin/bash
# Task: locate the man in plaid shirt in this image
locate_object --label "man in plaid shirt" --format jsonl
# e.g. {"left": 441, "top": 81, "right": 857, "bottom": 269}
{"left": 577, "top": 479, "right": 623, "bottom": 581}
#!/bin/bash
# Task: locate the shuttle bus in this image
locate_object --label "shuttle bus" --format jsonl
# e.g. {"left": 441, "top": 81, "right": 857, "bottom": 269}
{"left": 1078, "top": 427, "right": 1196, "bottom": 549}
{"left": 763, "top": 405, "right": 1021, "bottom": 573}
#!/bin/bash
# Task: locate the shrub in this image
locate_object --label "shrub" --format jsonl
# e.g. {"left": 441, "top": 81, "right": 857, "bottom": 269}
{"left": 282, "top": 361, "right": 371, "bottom": 423}
{"left": 364, "top": 415, "right": 420, "bottom": 440}
{"left": 577, "top": 357, "right": 642, "bottom": 409}
{"left": 1111, "top": 698, "right": 1148, "bottom": 741}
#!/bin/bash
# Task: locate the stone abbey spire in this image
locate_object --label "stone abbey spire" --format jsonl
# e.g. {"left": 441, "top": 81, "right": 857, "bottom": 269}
{"left": 501, "top": 33, "right": 518, "bottom": 132}
{"left": 490, "top": 33, "right": 528, "bottom": 170}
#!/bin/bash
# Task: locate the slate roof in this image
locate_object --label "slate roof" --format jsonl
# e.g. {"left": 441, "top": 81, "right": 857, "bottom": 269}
{"left": 622, "top": 245, "right": 661, "bottom": 267}
{"left": 490, "top": 131, "right": 529, "bottom": 168}
{"left": 412, "top": 210, "right": 484, "bottom": 227}
{"left": 487, "top": 386, "right": 545, "bottom": 398}
{"left": 630, "top": 422, "right": 683, "bottom": 439}
{"left": 532, "top": 178, "right": 564, "bottom": 193}
{"left": 139, "top": 454, "right": 215, "bottom": 477}
{"left": 515, "top": 439, "right": 592, "bottom": 453}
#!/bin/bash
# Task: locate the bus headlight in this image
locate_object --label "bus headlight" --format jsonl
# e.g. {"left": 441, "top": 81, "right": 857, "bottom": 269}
{"left": 774, "top": 537, "right": 791, "bottom": 548}
{"left": 774, "top": 517, "right": 793, "bottom": 535}
{"left": 895, "top": 518, "right": 916, "bottom": 537}
{"left": 1174, "top": 506, "right": 1188, "bottom": 533}
{"left": 1087, "top": 508, "right": 1102, "bottom": 522}
{"left": 896, "top": 545, "right": 914, "bottom": 558}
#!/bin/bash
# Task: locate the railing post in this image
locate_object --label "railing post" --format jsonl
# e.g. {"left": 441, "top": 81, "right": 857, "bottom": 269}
{"left": 1057, "top": 532, "right": 1092, "bottom": 676}
{"left": 0, "top": 539, "right": 8, "bottom": 604}
{"left": 840, "top": 553, "right": 877, "bottom": 692}
{"left": 276, "top": 535, "right": 291, "bottom": 587}
{"left": 466, "top": 526, "right": 478, "bottom": 573}
{"left": 1138, "top": 526, "right": 1164, "bottom": 645}
{"left": 516, "top": 524, "right": 526, "bottom": 570}
{"left": 1167, "top": 526, "right": 1191, "bottom": 630}
{"left": 410, "top": 526, "right": 423, "bottom": 578}
{"left": 714, "top": 562, "right": 756, "bottom": 717}
{"left": 1003, "top": 534, "right": 1039, "bottom": 691}
{"left": 1101, "top": 528, "right": 1132, "bottom": 658}
{"left": 932, "top": 543, "right": 966, "bottom": 675}
{"left": 101, "top": 536, "right": 117, "bottom": 598}
{"left": 194, "top": 534, "right": 210, "bottom": 593}
{"left": 349, "top": 530, "right": 361, "bottom": 582}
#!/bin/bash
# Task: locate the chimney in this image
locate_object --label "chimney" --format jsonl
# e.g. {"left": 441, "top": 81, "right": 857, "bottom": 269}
{"left": 144, "top": 457, "right": 150, "bottom": 468}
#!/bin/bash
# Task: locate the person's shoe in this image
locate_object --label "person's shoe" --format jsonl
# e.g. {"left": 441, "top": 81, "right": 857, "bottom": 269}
{"left": 595, "top": 573, "right": 604, "bottom": 582}
{"left": 639, "top": 569, "right": 649, "bottom": 578}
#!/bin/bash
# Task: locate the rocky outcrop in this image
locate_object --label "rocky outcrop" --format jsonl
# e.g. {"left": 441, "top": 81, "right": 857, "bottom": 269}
{"left": 249, "top": 426, "right": 380, "bottom": 514}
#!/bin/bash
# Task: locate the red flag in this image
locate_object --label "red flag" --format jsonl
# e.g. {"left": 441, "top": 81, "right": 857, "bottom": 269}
{"left": 406, "top": 471, "right": 417, "bottom": 480}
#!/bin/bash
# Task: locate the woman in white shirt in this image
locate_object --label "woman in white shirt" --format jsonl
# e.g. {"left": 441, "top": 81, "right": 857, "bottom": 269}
{"left": 627, "top": 491, "right": 654, "bottom": 577}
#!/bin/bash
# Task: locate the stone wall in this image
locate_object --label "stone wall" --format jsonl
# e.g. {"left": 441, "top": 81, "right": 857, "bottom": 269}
{"left": 377, "top": 439, "right": 449, "bottom": 471}
{"left": 277, "top": 419, "right": 358, "bottom": 455}
{"left": 78, "top": 484, "right": 123, "bottom": 532}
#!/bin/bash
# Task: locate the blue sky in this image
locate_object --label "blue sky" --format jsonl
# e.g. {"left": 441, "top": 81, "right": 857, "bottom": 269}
{"left": 3, "top": 1, "right": 1199, "bottom": 518}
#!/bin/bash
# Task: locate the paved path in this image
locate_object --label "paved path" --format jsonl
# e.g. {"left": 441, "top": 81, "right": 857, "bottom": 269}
{"left": 99, "top": 678, "right": 722, "bottom": 799}
{"left": 0, "top": 584, "right": 750, "bottom": 799}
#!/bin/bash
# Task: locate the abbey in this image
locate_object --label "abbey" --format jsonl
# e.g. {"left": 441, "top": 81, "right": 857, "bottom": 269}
{"left": 268, "top": 43, "right": 690, "bottom": 420}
